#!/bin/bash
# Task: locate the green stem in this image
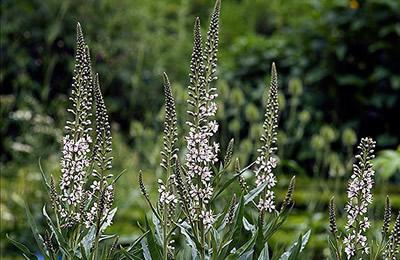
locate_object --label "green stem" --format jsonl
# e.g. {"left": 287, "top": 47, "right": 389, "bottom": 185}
{"left": 163, "top": 204, "right": 168, "bottom": 260}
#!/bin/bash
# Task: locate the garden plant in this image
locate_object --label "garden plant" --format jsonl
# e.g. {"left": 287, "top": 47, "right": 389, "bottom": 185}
{"left": 4, "top": 0, "right": 400, "bottom": 259}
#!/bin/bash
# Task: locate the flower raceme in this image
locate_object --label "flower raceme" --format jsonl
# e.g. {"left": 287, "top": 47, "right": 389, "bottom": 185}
{"left": 343, "top": 138, "right": 376, "bottom": 257}
{"left": 184, "top": 14, "right": 220, "bottom": 227}
{"left": 9, "top": 23, "right": 118, "bottom": 259}
{"left": 10, "top": 1, "right": 398, "bottom": 260}
{"left": 58, "top": 25, "right": 115, "bottom": 232}
{"left": 328, "top": 137, "right": 399, "bottom": 260}
{"left": 255, "top": 62, "right": 279, "bottom": 213}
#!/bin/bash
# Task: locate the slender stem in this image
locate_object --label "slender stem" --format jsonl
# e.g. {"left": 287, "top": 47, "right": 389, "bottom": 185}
{"left": 163, "top": 204, "right": 168, "bottom": 260}
{"left": 200, "top": 222, "right": 205, "bottom": 260}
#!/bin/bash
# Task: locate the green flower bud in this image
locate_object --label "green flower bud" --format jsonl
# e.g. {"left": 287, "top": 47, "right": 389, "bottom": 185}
{"left": 288, "top": 78, "right": 303, "bottom": 96}
{"left": 328, "top": 153, "right": 345, "bottom": 177}
{"left": 342, "top": 128, "right": 357, "bottom": 146}
{"left": 217, "top": 80, "right": 229, "bottom": 100}
{"left": 320, "top": 125, "right": 337, "bottom": 142}
{"left": 130, "top": 121, "right": 144, "bottom": 137}
{"left": 245, "top": 103, "right": 260, "bottom": 122}
{"left": 250, "top": 123, "right": 263, "bottom": 139}
{"left": 229, "top": 119, "right": 241, "bottom": 133}
{"left": 231, "top": 87, "right": 244, "bottom": 106}
{"left": 311, "top": 135, "right": 325, "bottom": 150}
{"left": 298, "top": 110, "right": 310, "bottom": 124}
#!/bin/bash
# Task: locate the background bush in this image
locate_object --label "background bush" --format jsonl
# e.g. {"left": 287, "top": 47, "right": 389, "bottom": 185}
{"left": 1, "top": 0, "right": 399, "bottom": 258}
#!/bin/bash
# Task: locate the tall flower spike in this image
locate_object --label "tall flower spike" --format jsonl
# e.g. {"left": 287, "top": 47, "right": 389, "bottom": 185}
{"left": 84, "top": 74, "right": 114, "bottom": 229}
{"left": 328, "top": 197, "right": 338, "bottom": 236}
{"left": 187, "top": 17, "right": 205, "bottom": 116}
{"left": 383, "top": 211, "right": 400, "bottom": 260}
{"left": 184, "top": 15, "right": 220, "bottom": 227}
{"left": 235, "top": 158, "right": 248, "bottom": 194}
{"left": 93, "top": 74, "right": 113, "bottom": 173}
{"left": 281, "top": 176, "right": 296, "bottom": 212}
{"left": 385, "top": 212, "right": 400, "bottom": 259}
{"left": 138, "top": 171, "right": 149, "bottom": 199}
{"left": 383, "top": 196, "right": 392, "bottom": 238}
{"left": 256, "top": 63, "right": 279, "bottom": 213}
{"left": 227, "top": 194, "right": 237, "bottom": 224}
{"left": 204, "top": 0, "right": 221, "bottom": 86}
{"left": 173, "top": 161, "right": 192, "bottom": 218}
{"left": 158, "top": 73, "right": 179, "bottom": 243}
{"left": 66, "top": 23, "right": 93, "bottom": 136}
{"left": 160, "top": 72, "right": 178, "bottom": 172}
{"left": 223, "top": 138, "right": 234, "bottom": 167}
{"left": 60, "top": 24, "right": 94, "bottom": 223}
{"left": 344, "top": 137, "right": 376, "bottom": 258}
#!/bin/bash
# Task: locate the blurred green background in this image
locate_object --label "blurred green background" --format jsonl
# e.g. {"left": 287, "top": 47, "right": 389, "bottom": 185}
{"left": 1, "top": 0, "right": 400, "bottom": 258}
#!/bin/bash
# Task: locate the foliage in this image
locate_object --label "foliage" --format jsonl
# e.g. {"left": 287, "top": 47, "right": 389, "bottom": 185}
{"left": 6, "top": 24, "right": 125, "bottom": 260}
{"left": 328, "top": 139, "right": 400, "bottom": 259}
{"left": 1, "top": 0, "right": 400, "bottom": 259}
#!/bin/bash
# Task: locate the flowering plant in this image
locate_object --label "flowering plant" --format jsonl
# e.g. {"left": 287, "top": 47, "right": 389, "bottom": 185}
{"left": 328, "top": 137, "right": 400, "bottom": 259}
{"left": 8, "top": 1, "right": 398, "bottom": 260}
{"left": 136, "top": 1, "right": 310, "bottom": 259}
{"left": 6, "top": 24, "right": 133, "bottom": 260}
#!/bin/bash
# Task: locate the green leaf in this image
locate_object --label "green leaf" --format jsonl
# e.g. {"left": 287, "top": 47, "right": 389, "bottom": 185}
{"left": 210, "top": 226, "right": 220, "bottom": 258}
{"left": 218, "top": 196, "right": 244, "bottom": 259}
{"left": 244, "top": 181, "right": 268, "bottom": 205}
{"left": 25, "top": 204, "right": 46, "bottom": 254}
{"left": 151, "top": 213, "right": 163, "bottom": 246}
{"left": 99, "top": 234, "right": 117, "bottom": 242}
{"left": 263, "top": 210, "right": 291, "bottom": 241}
{"left": 144, "top": 217, "right": 162, "bottom": 260}
{"left": 110, "top": 169, "right": 127, "bottom": 185}
{"left": 101, "top": 207, "right": 117, "bottom": 231}
{"left": 234, "top": 232, "right": 257, "bottom": 257}
{"left": 212, "top": 161, "right": 256, "bottom": 203}
{"left": 119, "top": 246, "right": 141, "bottom": 260}
{"left": 258, "top": 242, "right": 270, "bottom": 260}
{"left": 126, "top": 231, "right": 149, "bottom": 252}
{"left": 254, "top": 217, "right": 265, "bottom": 258}
{"left": 42, "top": 206, "right": 71, "bottom": 256}
{"left": 243, "top": 217, "right": 255, "bottom": 233}
{"left": 327, "top": 234, "right": 341, "bottom": 260}
{"left": 81, "top": 226, "right": 96, "bottom": 257}
{"left": 177, "top": 221, "right": 200, "bottom": 259}
{"left": 279, "top": 230, "right": 311, "bottom": 260}
{"left": 38, "top": 158, "right": 51, "bottom": 191}
{"left": 79, "top": 243, "right": 88, "bottom": 260}
{"left": 141, "top": 239, "right": 151, "bottom": 260}
{"left": 238, "top": 249, "right": 253, "bottom": 260}
{"left": 6, "top": 234, "right": 36, "bottom": 259}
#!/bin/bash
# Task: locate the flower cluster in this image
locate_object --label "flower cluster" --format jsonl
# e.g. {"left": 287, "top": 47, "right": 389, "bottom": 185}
{"left": 157, "top": 178, "right": 178, "bottom": 227}
{"left": 343, "top": 137, "right": 376, "bottom": 258}
{"left": 84, "top": 180, "right": 114, "bottom": 229}
{"left": 183, "top": 9, "right": 220, "bottom": 228}
{"left": 55, "top": 24, "right": 114, "bottom": 232}
{"left": 60, "top": 134, "right": 91, "bottom": 207}
{"left": 58, "top": 24, "right": 94, "bottom": 225}
{"left": 384, "top": 212, "right": 400, "bottom": 259}
{"left": 83, "top": 75, "right": 115, "bottom": 229}
{"left": 255, "top": 63, "right": 279, "bottom": 213}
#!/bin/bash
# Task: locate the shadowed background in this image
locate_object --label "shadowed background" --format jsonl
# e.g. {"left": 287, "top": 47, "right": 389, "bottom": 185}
{"left": 1, "top": 0, "right": 400, "bottom": 258}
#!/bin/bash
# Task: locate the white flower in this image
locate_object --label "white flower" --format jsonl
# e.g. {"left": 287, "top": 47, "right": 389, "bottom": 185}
{"left": 257, "top": 190, "right": 276, "bottom": 213}
{"left": 344, "top": 138, "right": 376, "bottom": 259}
{"left": 200, "top": 209, "right": 215, "bottom": 228}
{"left": 60, "top": 134, "right": 92, "bottom": 207}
